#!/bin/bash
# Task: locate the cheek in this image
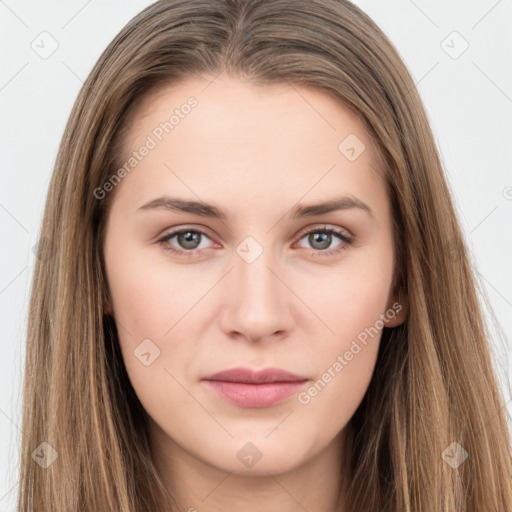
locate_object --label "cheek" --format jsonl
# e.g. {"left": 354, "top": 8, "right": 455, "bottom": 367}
{"left": 292, "top": 249, "right": 393, "bottom": 417}
{"left": 105, "top": 247, "right": 197, "bottom": 336}
{"left": 301, "top": 279, "right": 385, "bottom": 391}
{"left": 296, "top": 250, "right": 394, "bottom": 352}
{"left": 294, "top": 286, "right": 384, "bottom": 443}
{"left": 104, "top": 246, "right": 204, "bottom": 397}
{"left": 106, "top": 253, "right": 198, "bottom": 425}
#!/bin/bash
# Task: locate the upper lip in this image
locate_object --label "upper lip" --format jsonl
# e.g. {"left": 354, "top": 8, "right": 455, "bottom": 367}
{"left": 202, "top": 367, "right": 308, "bottom": 384}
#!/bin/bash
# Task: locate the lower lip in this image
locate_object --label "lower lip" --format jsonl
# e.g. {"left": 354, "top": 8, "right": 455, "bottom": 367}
{"left": 202, "top": 380, "right": 308, "bottom": 408}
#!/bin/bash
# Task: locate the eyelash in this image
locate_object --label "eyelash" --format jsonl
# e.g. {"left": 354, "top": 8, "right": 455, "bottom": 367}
{"left": 156, "top": 225, "right": 354, "bottom": 258}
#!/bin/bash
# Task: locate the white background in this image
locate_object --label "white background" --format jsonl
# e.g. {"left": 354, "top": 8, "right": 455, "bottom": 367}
{"left": 1, "top": 1, "right": 511, "bottom": 509}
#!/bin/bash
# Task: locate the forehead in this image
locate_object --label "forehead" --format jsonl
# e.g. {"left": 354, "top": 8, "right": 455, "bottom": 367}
{"left": 113, "top": 73, "right": 388, "bottom": 219}
{"left": 126, "top": 73, "right": 371, "bottom": 148}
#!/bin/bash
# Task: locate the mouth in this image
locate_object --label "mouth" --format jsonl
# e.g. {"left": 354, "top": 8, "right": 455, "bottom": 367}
{"left": 201, "top": 367, "right": 309, "bottom": 408}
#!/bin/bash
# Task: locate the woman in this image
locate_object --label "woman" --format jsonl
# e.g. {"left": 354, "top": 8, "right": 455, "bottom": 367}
{"left": 19, "top": 0, "right": 512, "bottom": 510}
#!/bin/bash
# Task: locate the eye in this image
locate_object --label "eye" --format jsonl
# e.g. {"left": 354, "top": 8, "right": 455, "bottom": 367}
{"left": 157, "top": 225, "right": 355, "bottom": 258}
{"left": 157, "top": 228, "right": 215, "bottom": 257}
{"left": 296, "top": 226, "right": 354, "bottom": 256}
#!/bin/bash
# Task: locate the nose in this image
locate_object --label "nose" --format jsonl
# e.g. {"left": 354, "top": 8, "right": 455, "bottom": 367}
{"left": 218, "top": 246, "right": 294, "bottom": 343}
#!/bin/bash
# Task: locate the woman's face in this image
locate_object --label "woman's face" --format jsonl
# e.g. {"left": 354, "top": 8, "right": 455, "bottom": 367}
{"left": 102, "top": 73, "right": 407, "bottom": 476}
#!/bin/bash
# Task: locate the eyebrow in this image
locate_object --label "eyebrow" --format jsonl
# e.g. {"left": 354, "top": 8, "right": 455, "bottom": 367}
{"left": 137, "top": 195, "right": 373, "bottom": 219}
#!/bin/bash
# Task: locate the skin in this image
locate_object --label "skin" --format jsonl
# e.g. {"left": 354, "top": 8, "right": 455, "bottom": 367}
{"left": 102, "top": 72, "right": 408, "bottom": 512}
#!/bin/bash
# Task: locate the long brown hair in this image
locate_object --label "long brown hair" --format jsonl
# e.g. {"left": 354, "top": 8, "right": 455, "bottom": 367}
{"left": 18, "top": 0, "right": 512, "bottom": 510}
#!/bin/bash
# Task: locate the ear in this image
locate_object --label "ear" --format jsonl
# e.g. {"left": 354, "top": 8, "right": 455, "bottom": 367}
{"left": 383, "top": 286, "right": 408, "bottom": 328}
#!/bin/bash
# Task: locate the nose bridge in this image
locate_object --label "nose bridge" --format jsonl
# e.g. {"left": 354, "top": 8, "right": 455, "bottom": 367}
{"left": 235, "top": 236, "right": 281, "bottom": 312}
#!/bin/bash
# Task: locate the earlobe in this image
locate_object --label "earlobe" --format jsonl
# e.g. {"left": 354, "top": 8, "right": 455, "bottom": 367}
{"left": 384, "top": 287, "right": 409, "bottom": 327}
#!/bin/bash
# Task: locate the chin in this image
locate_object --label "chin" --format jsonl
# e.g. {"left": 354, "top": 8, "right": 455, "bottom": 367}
{"left": 197, "top": 436, "right": 313, "bottom": 476}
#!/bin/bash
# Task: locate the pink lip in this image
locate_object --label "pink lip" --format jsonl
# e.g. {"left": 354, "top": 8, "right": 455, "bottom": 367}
{"left": 202, "top": 367, "right": 309, "bottom": 408}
